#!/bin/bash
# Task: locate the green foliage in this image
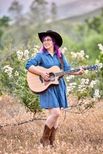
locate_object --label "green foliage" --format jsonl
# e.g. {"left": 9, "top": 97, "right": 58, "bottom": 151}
{"left": 74, "top": 11, "right": 103, "bottom": 61}
{"left": 65, "top": 46, "right": 103, "bottom": 101}
{"left": 81, "top": 33, "right": 103, "bottom": 61}
{"left": 0, "top": 16, "right": 10, "bottom": 48}
{"left": 0, "top": 8, "right": 103, "bottom": 110}
{"left": 0, "top": 49, "right": 40, "bottom": 111}
{"left": 0, "top": 16, "right": 10, "bottom": 27}
{"left": 85, "top": 16, "right": 102, "bottom": 33}
{"left": 96, "top": 45, "right": 103, "bottom": 97}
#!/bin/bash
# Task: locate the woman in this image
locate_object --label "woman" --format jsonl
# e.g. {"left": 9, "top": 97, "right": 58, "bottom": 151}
{"left": 26, "top": 30, "right": 84, "bottom": 147}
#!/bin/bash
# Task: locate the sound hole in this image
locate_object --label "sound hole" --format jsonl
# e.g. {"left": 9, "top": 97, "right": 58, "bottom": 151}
{"left": 39, "top": 76, "right": 44, "bottom": 83}
{"left": 39, "top": 72, "right": 55, "bottom": 83}
{"left": 49, "top": 72, "right": 55, "bottom": 81}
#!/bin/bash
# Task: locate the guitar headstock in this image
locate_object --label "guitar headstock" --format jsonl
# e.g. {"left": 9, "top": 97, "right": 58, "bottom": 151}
{"left": 86, "top": 63, "right": 103, "bottom": 71}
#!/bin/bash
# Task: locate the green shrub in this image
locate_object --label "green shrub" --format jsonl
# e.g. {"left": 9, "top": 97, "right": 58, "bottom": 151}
{"left": 0, "top": 46, "right": 40, "bottom": 111}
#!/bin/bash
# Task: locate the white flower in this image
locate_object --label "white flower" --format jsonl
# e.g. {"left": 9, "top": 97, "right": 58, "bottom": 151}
{"left": 85, "top": 78, "right": 89, "bottom": 84}
{"left": 90, "top": 80, "right": 97, "bottom": 88}
{"left": 61, "top": 47, "right": 67, "bottom": 54}
{"left": 85, "top": 55, "right": 89, "bottom": 59}
{"left": 93, "top": 89, "right": 100, "bottom": 98}
{"left": 66, "top": 75, "right": 75, "bottom": 82}
{"left": 77, "top": 52, "right": 85, "bottom": 61}
{"left": 71, "top": 50, "right": 86, "bottom": 61}
{"left": 98, "top": 63, "right": 103, "bottom": 69}
{"left": 80, "top": 50, "right": 85, "bottom": 56}
{"left": 71, "top": 52, "right": 77, "bottom": 59}
{"left": 3, "top": 65, "right": 13, "bottom": 78}
{"left": 33, "top": 45, "right": 39, "bottom": 53}
{"left": 81, "top": 78, "right": 89, "bottom": 85}
{"left": 78, "top": 87, "right": 87, "bottom": 93}
{"left": 77, "top": 78, "right": 89, "bottom": 93}
{"left": 69, "top": 82, "right": 77, "bottom": 87}
{"left": 14, "top": 71, "right": 19, "bottom": 77}
{"left": 67, "top": 85, "right": 74, "bottom": 93}
{"left": 16, "top": 49, "right": 30, "bottom": 60}
{"left": 16, "top": 50, "right": 23, "bottom": 60}
{"left": 34, "top": 45, "right": 39, "bottom": 49}
{"left": 95, "top": 59, "right": 100, "bottom": 64}
{"left": 98, "top": 43, "right": 103, "bottom": 52}
{"left": 24, "top": 50, "right": 29, "bottom": 59}
{"left": 85, "top": 70, "right": 89, "bottom": 74}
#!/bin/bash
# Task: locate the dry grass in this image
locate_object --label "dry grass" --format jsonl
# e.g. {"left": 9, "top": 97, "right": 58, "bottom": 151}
{"left": 0, "top": 95, "right": 103, "bottom": 154}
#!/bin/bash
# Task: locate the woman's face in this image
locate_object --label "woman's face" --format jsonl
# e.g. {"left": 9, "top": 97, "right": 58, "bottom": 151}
{"left": 42, "top": 36, "right": 54, "bottom": 50}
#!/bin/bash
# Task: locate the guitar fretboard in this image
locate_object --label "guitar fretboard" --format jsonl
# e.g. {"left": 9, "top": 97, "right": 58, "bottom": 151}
{"left": 55, "top": 65, "right": 99, "bottom": 77}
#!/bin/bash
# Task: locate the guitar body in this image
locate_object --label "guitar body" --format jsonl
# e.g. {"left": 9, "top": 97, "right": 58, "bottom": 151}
{"left": 27, "top": 66, "right": 61, "bottom": 93}
{"left": 27, "top": 64, "right": 101, "bottom": 93}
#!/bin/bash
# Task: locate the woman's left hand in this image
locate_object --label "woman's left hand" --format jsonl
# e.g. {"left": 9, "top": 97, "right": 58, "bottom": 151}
{"left": 77, "top": 67, "right": 84, "bottom": 75}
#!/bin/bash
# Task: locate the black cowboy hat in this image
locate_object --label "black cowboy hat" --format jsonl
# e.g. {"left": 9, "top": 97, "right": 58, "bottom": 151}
{"left": 38, "top": 30, "right": 63, "bottom": 47}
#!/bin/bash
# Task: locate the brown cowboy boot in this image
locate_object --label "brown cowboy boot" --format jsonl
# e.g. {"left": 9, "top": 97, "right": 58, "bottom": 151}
{"left": 49, "top": 127, "right": 57, "bottom": 146}
{"left": 40, "top": 125, "right": 52, "bottom": 146}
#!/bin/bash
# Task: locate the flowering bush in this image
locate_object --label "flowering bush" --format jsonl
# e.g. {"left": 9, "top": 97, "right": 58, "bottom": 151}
{"left": 0, "top": 44, "right": 103, "bottom": 111}
{"left": 65, "top": 44, "right": 103, "bottom": 102}
{"left": 0, "top": 45, "right": 40, "bottom": 111}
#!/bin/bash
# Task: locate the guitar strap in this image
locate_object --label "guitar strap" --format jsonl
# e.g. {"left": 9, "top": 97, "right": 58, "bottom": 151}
{"left": 58, "top": 53, "right": 64, "bottom": 70}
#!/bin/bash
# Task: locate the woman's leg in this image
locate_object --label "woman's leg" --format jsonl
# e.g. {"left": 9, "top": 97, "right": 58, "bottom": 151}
{"left": 45, "top": 108, "right": 61, "bottom": 128}
{"left": 40, "top": 108, "right": 61, "bottom": 146}
{"left": 46, "top": 108, "right": 61, "bottom": 146}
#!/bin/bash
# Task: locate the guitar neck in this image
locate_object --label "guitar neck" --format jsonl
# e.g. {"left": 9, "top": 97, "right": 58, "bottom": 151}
{"left": 55, "top": 65, "right": 99, "bottom": 77}
{"left": 55, "top": 68, "right": 80, "bottom": 77}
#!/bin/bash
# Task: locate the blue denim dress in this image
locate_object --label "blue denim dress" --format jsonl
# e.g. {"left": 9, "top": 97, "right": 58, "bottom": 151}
{"left": 26, "top": 51, "right": 71, "bottom": 109}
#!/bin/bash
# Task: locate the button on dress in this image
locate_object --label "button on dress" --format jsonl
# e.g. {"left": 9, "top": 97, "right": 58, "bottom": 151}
{"left": 26, "top": 51, "right": 71, "bottom": 109}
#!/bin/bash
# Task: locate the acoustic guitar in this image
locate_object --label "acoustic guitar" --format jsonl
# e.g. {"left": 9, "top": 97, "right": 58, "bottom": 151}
{"left": 27, "top": 64, "right": 102, "bottom": 93}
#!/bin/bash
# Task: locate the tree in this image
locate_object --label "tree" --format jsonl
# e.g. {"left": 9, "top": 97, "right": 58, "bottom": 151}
{"left": 85, "top": 9, "right": 103, "bottom": 34}
{"left": 29, "top": 0, "right": 48, "bottom": 25}
{"left": 51, "top": 2, "right": 57, "bottom": 21}
{"left": 8, "top": 0, "right": 23, "bottom": 25}
{"left": 0, "top": 16, "right": 10, "bottom": 48}
{"left": 0, "top": 16, "right": 10, "bottom": 27}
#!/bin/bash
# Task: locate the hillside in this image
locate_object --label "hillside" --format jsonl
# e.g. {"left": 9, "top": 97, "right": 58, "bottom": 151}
{"left": 57, "top": 0, "right": 103, "bottom": 20}
{"left": 0, "top": 95, "right": 103, "bottom": 154}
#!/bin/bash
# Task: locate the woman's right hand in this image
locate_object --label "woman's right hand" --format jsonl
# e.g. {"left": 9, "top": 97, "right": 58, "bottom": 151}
{"left": 40, "top": 71, "right": 50, "bottom": 81}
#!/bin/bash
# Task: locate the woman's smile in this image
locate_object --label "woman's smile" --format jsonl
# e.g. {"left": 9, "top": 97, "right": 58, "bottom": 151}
{"left": 43, "top": 36, "right": 53, "bottom": 50}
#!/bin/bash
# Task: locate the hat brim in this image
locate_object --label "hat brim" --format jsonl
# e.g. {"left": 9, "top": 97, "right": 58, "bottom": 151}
{"left": 38, "top": 31, "right": 63, "bottom": 47}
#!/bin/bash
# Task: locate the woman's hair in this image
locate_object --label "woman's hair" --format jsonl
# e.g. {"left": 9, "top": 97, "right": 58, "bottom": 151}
{"left": 40, "top": 36, "right": 62, "bottom": 58}
{"left": 54, "top": 44, "right": 62, "bottom": 58}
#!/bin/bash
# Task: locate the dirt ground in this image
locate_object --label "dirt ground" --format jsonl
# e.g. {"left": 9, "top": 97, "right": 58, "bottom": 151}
{"left": 0, "top": 95, "right": 103, "bottom": 154}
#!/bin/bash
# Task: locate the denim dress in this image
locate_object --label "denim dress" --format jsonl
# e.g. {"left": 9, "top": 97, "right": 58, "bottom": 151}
{"left": 26, "top": 51, "right": 71, "bottom": 109}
